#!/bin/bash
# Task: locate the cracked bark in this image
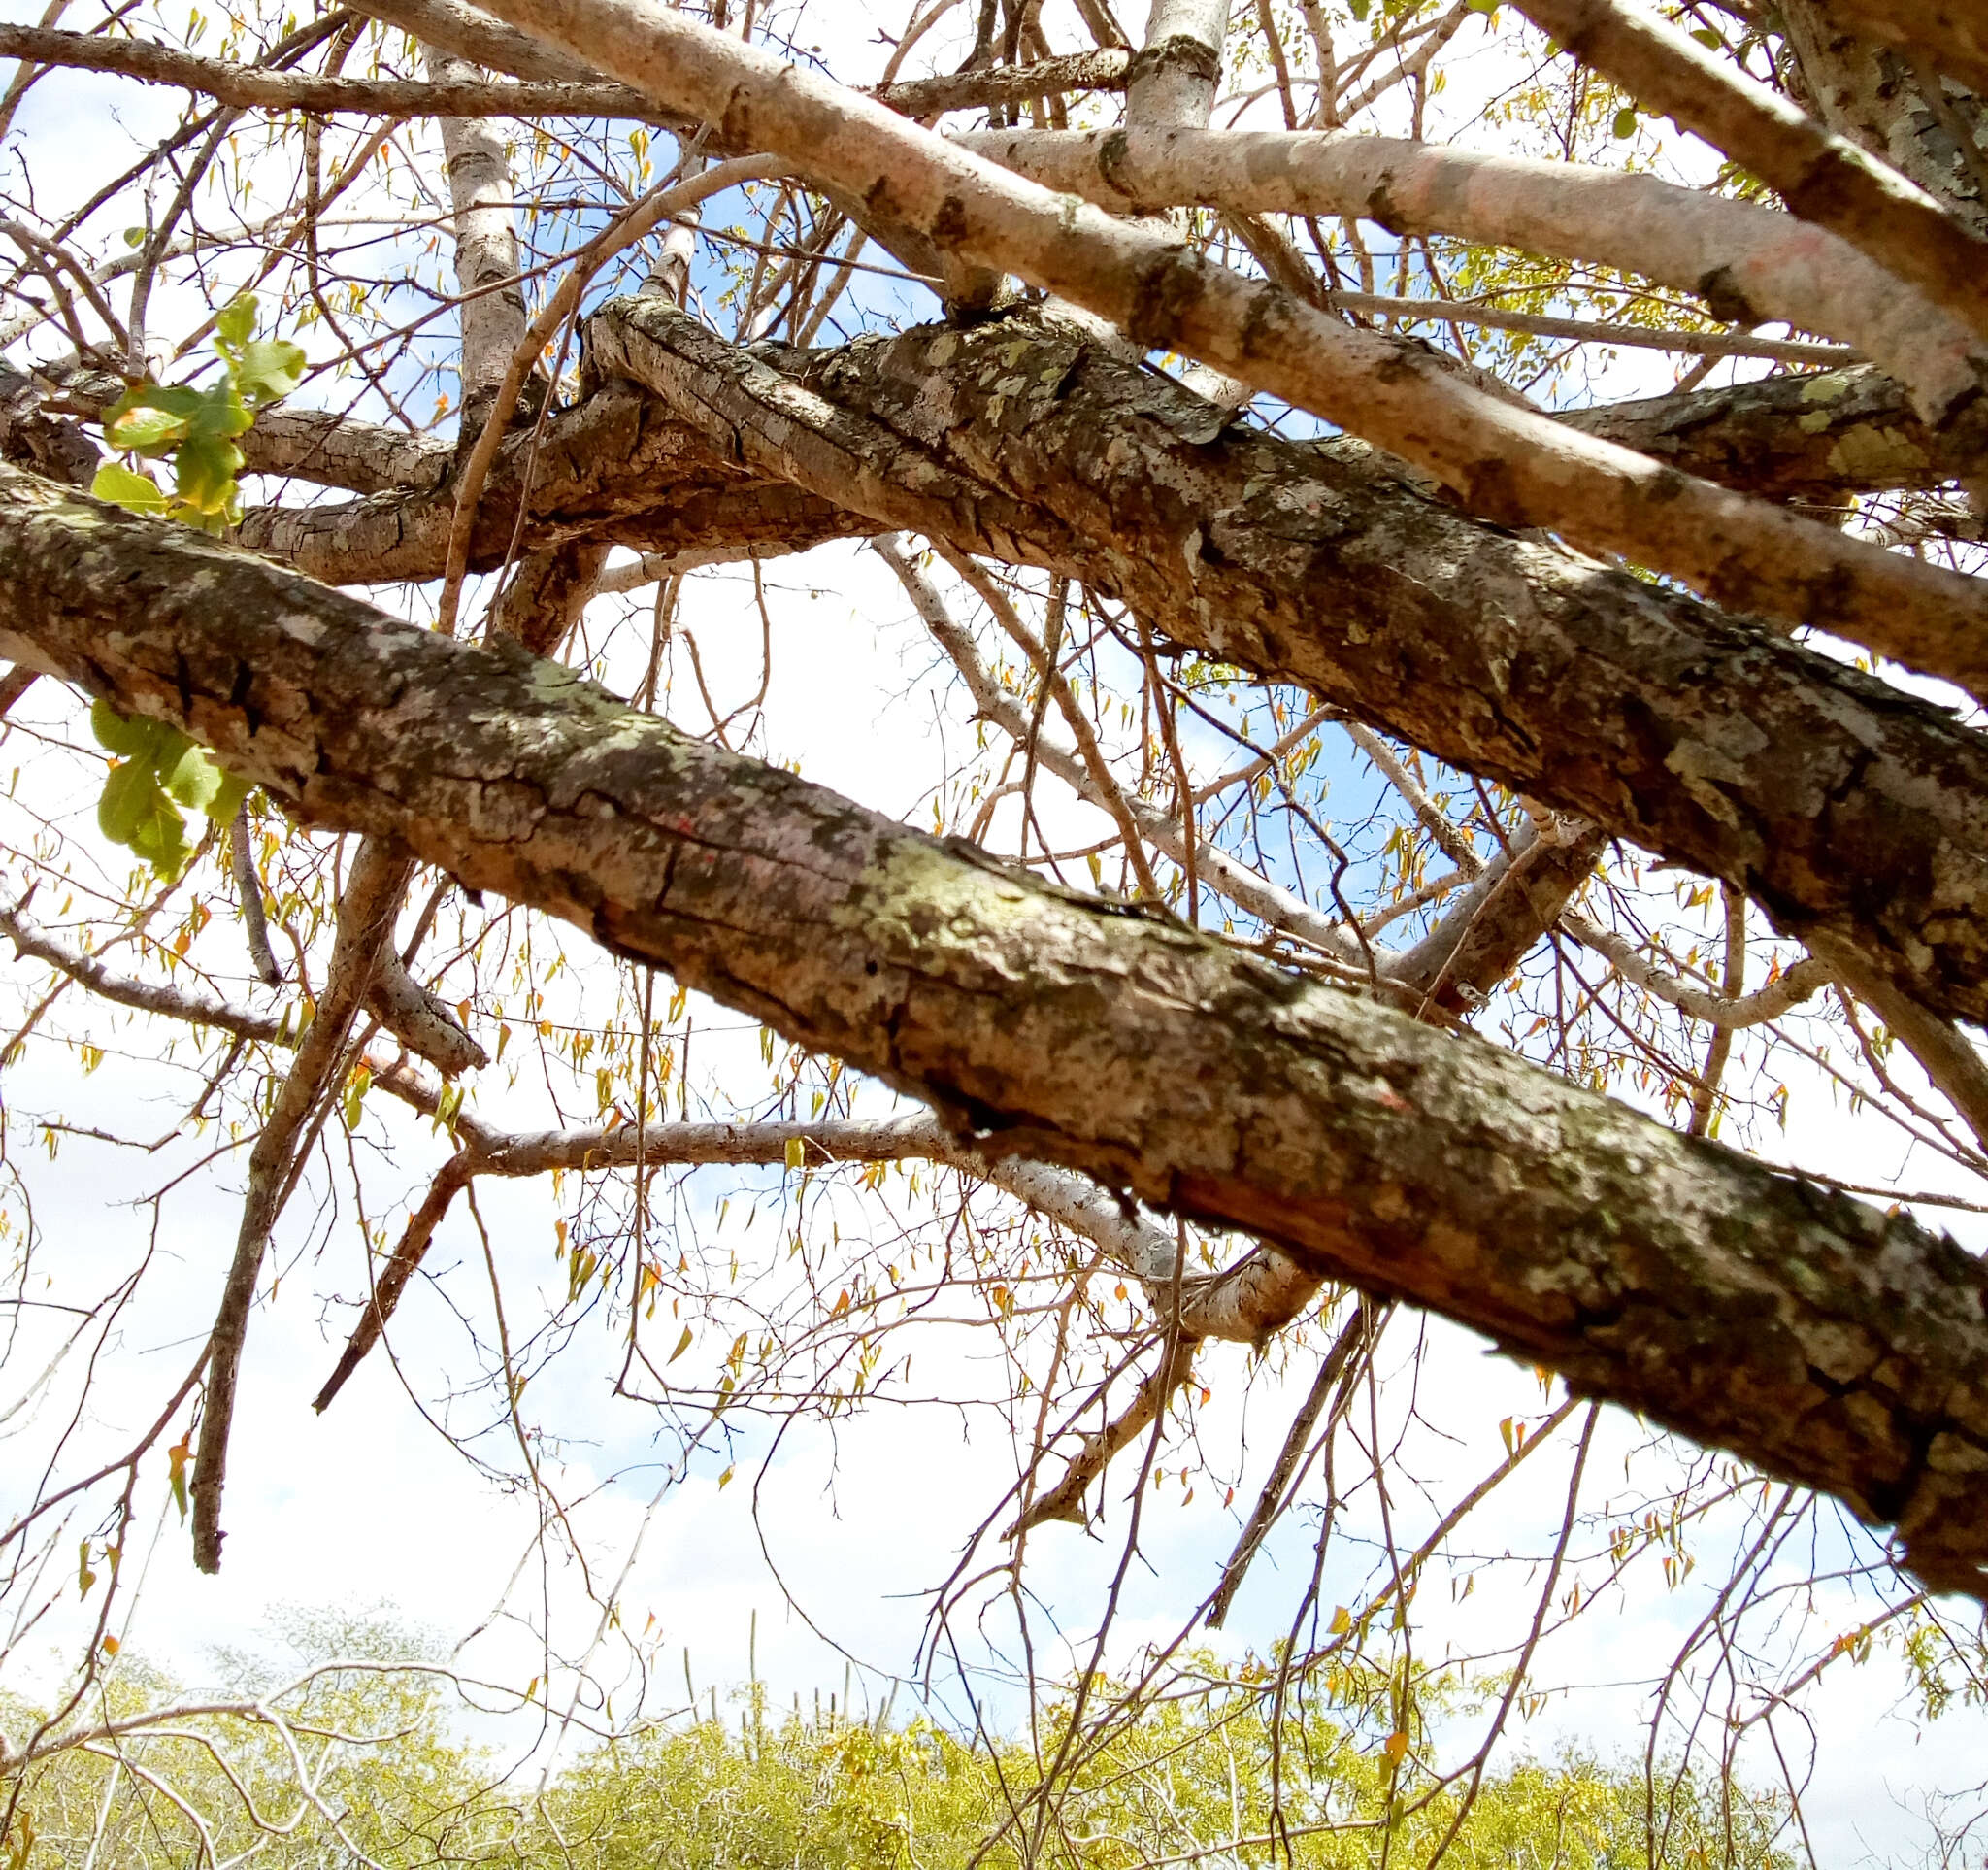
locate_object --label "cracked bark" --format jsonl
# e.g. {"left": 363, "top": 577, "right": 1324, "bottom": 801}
{"left": 1781, "top": 0, "right": 1985, "bottom": 237}
{"left": 191, "top": 295, "right": 1988, "bottom": 1029}
{"left": 1816, "top": 0, "right": 1988, "bottom": 102}
{"left": 590, "top": 297, "right": 1988, "bottom": 1029}
{"left": 2, "top": 465, "right": 1985, "bottom": 1599}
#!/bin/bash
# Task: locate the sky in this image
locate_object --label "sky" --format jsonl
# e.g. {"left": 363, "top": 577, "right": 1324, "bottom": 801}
{"left": 1, "top": 1, "right": 1985, "bottom": 1864}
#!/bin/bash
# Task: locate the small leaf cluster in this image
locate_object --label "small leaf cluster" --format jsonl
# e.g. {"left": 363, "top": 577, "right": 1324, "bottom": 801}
{"left": 90, "top": 293, "right": 305, "bottom": 533}
{"left": 83, "top": 292, "right": 297, "bottom": 874}
{"left": 90, "top": 698, "right": 250, "bottom": 880}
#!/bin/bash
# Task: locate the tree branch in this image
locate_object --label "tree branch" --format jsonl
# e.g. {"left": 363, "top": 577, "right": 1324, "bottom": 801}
{"left": 957, "top": 126, "right": 1957, "bottom": 406}
{"left": 1511, "top": 0, "right": 1988, "bottom": 354}
{"left": 4, "top": 468, "right": 1984, "bottom": 1598}
{"left": 464, "top": 0, "right": 1988, "bottom": 693}
{"left": 191, "top": 840, "right": 411, "bottom": 1572}
{"left": 596, "top": 298, "right": 1988, "bottom": 1030}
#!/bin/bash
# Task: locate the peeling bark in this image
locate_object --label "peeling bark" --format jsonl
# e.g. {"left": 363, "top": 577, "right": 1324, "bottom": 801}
{"left": 2, "top": 463, "right": 1985, "bottom": 1600}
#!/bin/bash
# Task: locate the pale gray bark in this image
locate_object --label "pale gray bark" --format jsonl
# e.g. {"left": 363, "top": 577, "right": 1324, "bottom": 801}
{"left": 956, "top": 125, "right": 1974, "bottom": 411}
{"left": 426, "top": 48, "right": 529, "bottom": 408}
{"left": 1512, "top": 0, "right": 1988, "bottom": 353}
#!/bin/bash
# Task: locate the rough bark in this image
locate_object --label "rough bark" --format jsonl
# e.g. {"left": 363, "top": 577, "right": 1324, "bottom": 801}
{"left": 1817, "top": 0, "right": 1988, "bottom": 101}
{"left": 463, "top": 0, "right": 1988, "bottom": 696}
{"left": 594, "top": 297, "right": 1988, "bottom": 1029}
{"left": 236, "top": 379, "right": 874, "bottom": 581}
{"left": 1562, "top": 364, "right": 1988, "bottom": 504}
{"left": 484, "top": 538, "right": 612, "bottom": 653}
{"left": 2, "top": 464, "right": 1985, "bottom": 1600}
{"left": 1781, "top": 0, "right": 1984, "bottom": 236}
{"left": 0, "top": 359, "right": 97, "bottom": 487}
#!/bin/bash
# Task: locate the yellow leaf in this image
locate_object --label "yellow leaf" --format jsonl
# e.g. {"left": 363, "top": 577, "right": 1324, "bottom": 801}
{"left": 1383, "top": 1729, "right": 1409, "bottom": 1765}
{"left": 101, "top": 1635, "right": 119, "bottom": 1656}
{"left": 668, "top": 1324, "right": 693, "bottom": 1364}
{"left": 785, "top": 1136, "right": 805, "bottom": 1170}
{"left": 1329, "top": 1605, "right": 1351, "bottom": 1635}
{"left": 718, "top": 1465, "right": 735, "bottom": 1489}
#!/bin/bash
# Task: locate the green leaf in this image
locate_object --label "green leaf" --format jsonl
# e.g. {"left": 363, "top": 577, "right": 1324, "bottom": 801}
{"left": 106, "top": 403, "right": 190, "bottom": 452}
{"left": 89, "top": 461, "right": 168, "bottom": 515}
{"left": 342, "top": 1065, "right": 372, "bottom": 1130}
{"left": 1612, "top": 105, "right": 1639, "bottom": 138}
{"left": 174, "top": 428, "right": 246, "bottom": 516}
{"left": 231, "top": 336, "right": 307, "bottom": 408}
{"left": 98, "top": 759, "right": 191, "bottom": 878}
{"left": 159, "top": 739, "right": 224, "bottom": 814}
{"left": 210, "top": 769, "right": 252, "bottom": 826}
{"left": 214, "top": 292, "right": 258, "bottom": 349}
{"left": 122, "top": 226, "right": 146, "bottom": 249}
{"left": 90, "top": 698, "right": 164, "bottom": 759}
{"left": 167, "top": 1439, "right": 190, "bottom": 1523}
{"left": 126, "top": 794, "right": 194, "bottom": 880}
{"left": 105, "top": 382, "right": 208, "bottom": 453}
{"left": 98, "top": 758, "right": 162, "bottom": 842}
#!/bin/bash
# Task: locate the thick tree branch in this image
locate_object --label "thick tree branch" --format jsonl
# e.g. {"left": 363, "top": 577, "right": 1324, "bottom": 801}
{"left": 1817, "top": 0, "right": 1988, "bottom": 100}
{"left": 1562, "top": 363, "right": 1988, "bottom": 503}
{"left": 3, "top": 467, "right": 1985, "bottom": 1598}
{"left": 465, "top": 0, "right": 1988, "bottom": 693}
{"left": 956, "top": 126, "right": 1971, "bottom": 411}
{"left": 595, "top": 298, "right": 1988, "bottom": 1029}
{"left": 1511, "top": 0, "right": 1988, "bottom": 353}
